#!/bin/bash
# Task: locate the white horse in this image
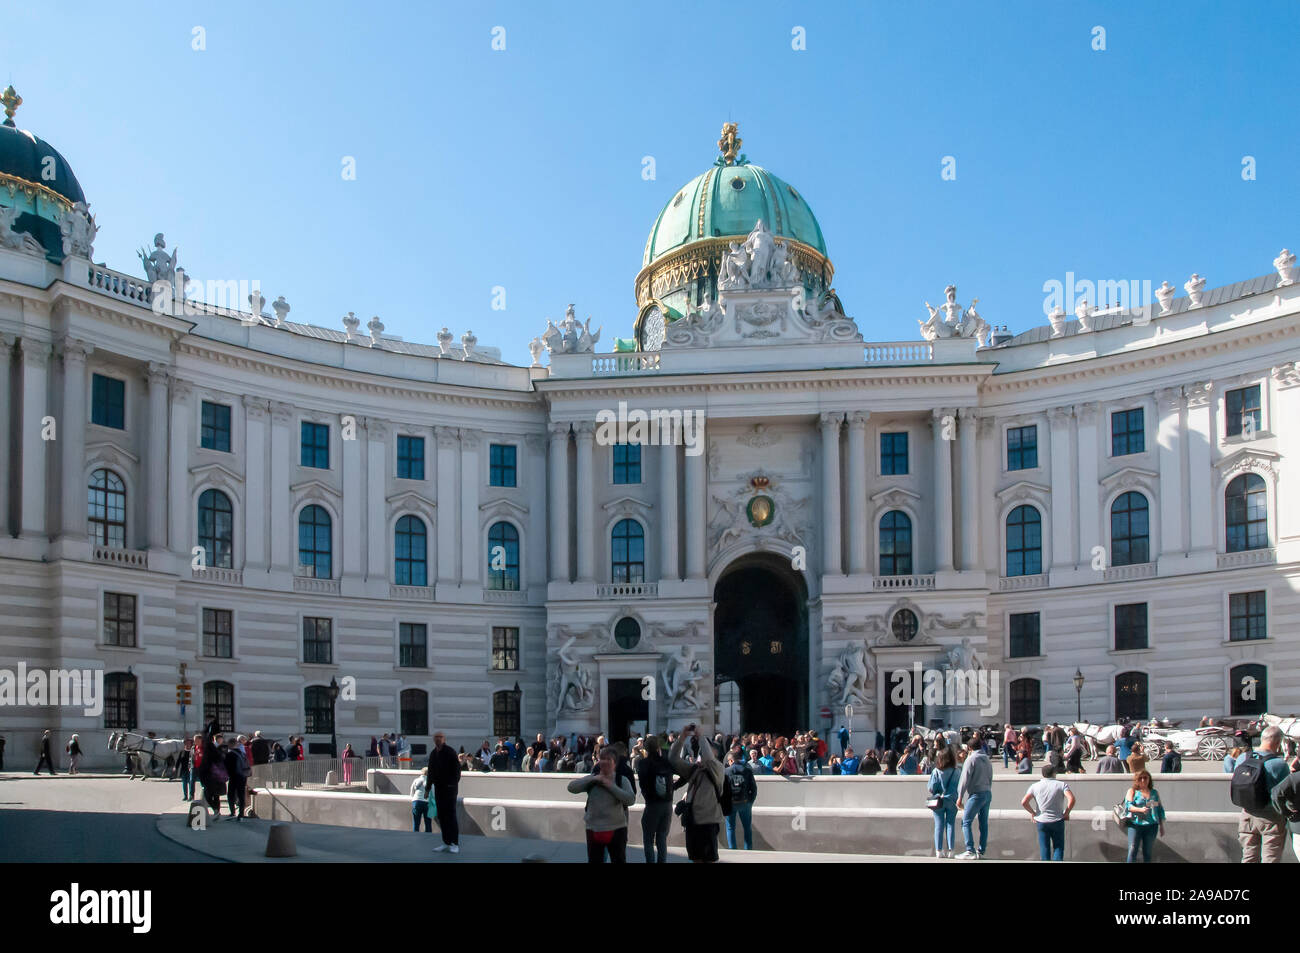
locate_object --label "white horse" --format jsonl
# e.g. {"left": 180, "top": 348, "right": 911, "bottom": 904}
{"left": 1072, "top": 722, "right": 1127, "bottom": 759}
{"left": 1261, "top": 713, "right": 1300, "bottom": 754}
{"left": 110, "top": 731, "right": 186, "bottom": 780}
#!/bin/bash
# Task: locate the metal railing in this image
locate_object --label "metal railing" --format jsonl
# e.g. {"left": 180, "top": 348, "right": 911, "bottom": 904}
{"left": 251, "top": 756, "right": 384, "bottom": 790}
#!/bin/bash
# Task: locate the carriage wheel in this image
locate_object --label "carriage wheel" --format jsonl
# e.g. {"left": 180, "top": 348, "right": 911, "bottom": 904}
{"left": 1197, "top": 736, "right": 1228, "bottom": 761}
{"left": 1142, "top": 742, "right": 1162, "bottom": 761}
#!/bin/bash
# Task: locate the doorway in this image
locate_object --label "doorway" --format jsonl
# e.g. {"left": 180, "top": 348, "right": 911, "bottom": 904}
{"left": 606, "top": 678, "right": 648, "bottom": 744}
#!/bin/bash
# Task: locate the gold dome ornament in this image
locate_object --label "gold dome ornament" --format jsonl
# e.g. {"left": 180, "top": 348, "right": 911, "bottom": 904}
{"left": 718, "top": 122, "right": 741, "bottom": 166}
{"left": 1, "top": 85, "right": 21, "bottom": 127}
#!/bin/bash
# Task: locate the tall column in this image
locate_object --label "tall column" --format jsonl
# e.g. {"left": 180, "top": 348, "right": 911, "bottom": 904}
{"left": 459, "top": 429, "right": 481, "bottom": 585}
{"left": 547, "top": 423, "right": 570, "bottom": 583}
{"left": 366, "top": 418, "right": 388, "bottom": 582}
{"left": 659, "top": 422, "right": 680, "bottom": 582}
{"left": 144, "top": 362, "right": 169, "bottom": 550}
{"left": 268, "top": 401, "right": 293, "bottom": 571}
{"left": 684, "top": 440, "right": 706, "bottom": 580}
{"left": 819, "top": 412, "right": 844, "bottom": 576}
{"left": 1047, "top": 406, "right": 1074, "bottom": 571}
{"left": 0, "top": 335, "right": 13, "bottom": 536}
{"left": 435, "top": 426, "right": 460, "bottom": 585}
{"left": 930, "top": 409, "right": 954, "bottom": 573}
{"left": 59, "top": 340, "right": 89, "bottom": 540}
{"left": 574, "top": 422, "right": 595, "bottom": 582}
{"left": 242, "top": 397, "right": 268, "bottom": 570}
{"left": 1272, "top": 363, "right": 1300, "bottom": 546}
{"left": 957, "top": 407, "right": 980, "bottom": 571}
{"left": 1075, "top": 402, "right": 1101, "bottom": 568}
{"left": 19, "top": 342, "right": 49, "bottom": 539}
{"left": 1156, "top": 387, "right": 1185, "bottom": 558}
{"left": 167, "top": 377, "right": 193, "bottom": 554}
{"left": 845, "top": 411, "right": 868, "bottom": 574}
{"left": 525, "top": 433, "right": 548, "bottom": 589}
{"left": 1185, "top": 382, "right": 1214, "bottom": 553}
{"left": 342, "top": 415, "right": 365, "bottom": 581}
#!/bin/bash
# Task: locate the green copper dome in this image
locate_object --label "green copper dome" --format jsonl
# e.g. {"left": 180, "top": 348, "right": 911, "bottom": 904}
{"left": 642, "top": 162, "right": 826, "bottom": 269}
{"left": 0, "top": 87, "right": 86, "bottom": 260}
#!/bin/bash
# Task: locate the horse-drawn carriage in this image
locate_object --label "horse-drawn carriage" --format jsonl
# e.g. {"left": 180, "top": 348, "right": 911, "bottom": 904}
{"left": 1138, "top": 720, "right": 1236, "bottom": 762}
{"left": 107, "top": 731, "right": 185, "bottom": 779}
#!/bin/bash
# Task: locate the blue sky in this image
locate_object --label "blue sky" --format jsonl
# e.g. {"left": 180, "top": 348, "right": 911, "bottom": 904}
{"left": 6, "top": 1, "right": 1297, "bottom": 362}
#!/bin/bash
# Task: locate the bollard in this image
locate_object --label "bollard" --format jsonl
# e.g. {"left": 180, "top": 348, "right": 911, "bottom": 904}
{"left": 324, "top": 770, "right": 337, "bottom": 786}
{"left": 265, "top": 823, "right": 297, "bottom": 857}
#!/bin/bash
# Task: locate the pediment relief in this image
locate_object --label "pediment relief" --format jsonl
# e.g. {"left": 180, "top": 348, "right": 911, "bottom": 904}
{"left": 1215, "top": 446, "right": 1281, "bottom": 480}
{"left": 387, "top": 490, "right": 437, "bottom": 518}
{"left": 870, "top": 485, "right": 922, "bottom": 508}
{"left": 86, "top": 440, "right": 140, "bottom": 470}
{"left": 601, "top": 496, "right": 654, "bottom": 520}
{"left": 189, "top": 461, "right": 244, "bottom": 486}
{"left": 289, "top": 478, "right": 342, "bottom": 503}
{"left": 480, "top": 497, "right": 529, "bottom": 522}
{"left": 996, "top": 480, "right": 1051, "bottom": 509}
{"left": 1099, "top": 466, "right": 1159, "bottom": 494}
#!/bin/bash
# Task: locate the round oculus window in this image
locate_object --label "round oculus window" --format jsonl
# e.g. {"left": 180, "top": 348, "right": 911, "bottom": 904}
{"left": 730, "top": 176, "right": 745, "bottom": 191}
{"left": 891, "top": 609, "right": 919, "bottom": 643}
{"left": 614, "top": 616, "right": 641, "bottom": 650}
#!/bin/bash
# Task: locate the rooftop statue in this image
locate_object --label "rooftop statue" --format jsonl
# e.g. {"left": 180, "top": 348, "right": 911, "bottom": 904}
{"left": 920, "top": 284, "right": 987, "bottom": 342}
{"left": 718, "top": 221, "right": 798, "bottom": 291}
{"left": 0, "top": 204, "right": 44, "bottom": 256}
{"left": 541, "top": 303, "right": 601, "bottom": 355}
{"left": 60, "top": 201, "right": 97, "bottom": 258}
{"left": 138, "top": 233, "right": 178, "bottom": 285}
{"left": 717, "top": 121, "right": 743, "bottom": 166}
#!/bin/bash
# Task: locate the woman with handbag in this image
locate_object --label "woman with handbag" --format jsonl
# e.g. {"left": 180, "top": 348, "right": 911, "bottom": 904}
{"left": 567, "top": 747, "right": 635, "bottom": 862}
{"left": 1123, "top": 769, "right": 1165, "bottom": 862}
{"left": 927, "top": 745, "right": 960, "bottom": 858}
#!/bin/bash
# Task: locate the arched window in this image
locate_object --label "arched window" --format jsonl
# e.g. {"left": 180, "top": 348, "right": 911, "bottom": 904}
{"left": 1008, "top": 679, "right": 1040, "bottom": 726}
{"left": 197, "top": 489, "right": 233, "bottom": 569}
{"left": 611, "top": 519, "right": 645, "bottom": 583}
{"left": 394, "top": 515, "right": 428, "bottom": 587}
{"left": 304, "top": 686, "right": 333, "bottom": 735}
{"left": 1005, "top": 505, "right": 1042, "bottom": 577}
{"left": 487, "top": 521, "right": 520, "bottom": 590}
{"left": 1110, "top": 491, "right": 1150, "bottom": 566}
{"left": 879, "top": 510, "right": 913, "bottom": 576}
{"left": 88, "top": 469, "right": 126, "bottom": 548}
{"left": 400, "top": 689, "right": 428, "bottom": 736}
{"left": 297, "top": 505, "right": 332, "bottom": 578}
{"left": 203, "top": 681, "right": 234, "bottom": 733}
{"left": 104, "top": 672, "right": 137, "bottom": 729}
{"left": 1225, "top": 473, "right": 1268, "bottom": 552}
{"left": 1115, "top": 671, "right": 1148, "bottom": 721}
{"left": 1229, "top": 663, "right": 1268, "bottom": 716}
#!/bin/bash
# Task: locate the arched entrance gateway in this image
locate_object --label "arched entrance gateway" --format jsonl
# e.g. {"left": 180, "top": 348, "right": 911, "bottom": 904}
{"left": 713, "top": 553, "right": 809, "bottom": 734}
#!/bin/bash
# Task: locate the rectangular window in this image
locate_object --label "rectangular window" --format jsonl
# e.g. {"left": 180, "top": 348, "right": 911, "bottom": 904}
{"left": 493, "top": 690, "right": 521, "bottom": 738}
{"left": 202, "top": 608, "right": 233, "bottom": 658}
{"left": 492, "top": 626, "right": 520, "bottom": 671}
{"left": 1225, "top": 385, "right": 1262, "bottom": 437}
{"left": 396, "top": 435, "right": 425, "bottom": 480}
{"left": 91, "top": 374, "right": 126, "bottom": 430}
{"left": 1007, "top": 612, "right": 1040, "bottom": 659}
{"left": 103, "top": 592, "right": 137, "bottom": 647}
{"left": 300, "top": 422, "right": 330, "bottom": 469}
{"left": 303, "top": 617, "right": 333, "bottom": 664}
{"left": 612, "top": 444, "right": 641, "bottom": 484}
{"left": 1007, "top": 425, "right": 1038, "bottom": 471}
{"left": 1228, "top": 591, "right": 1267, "bottom": 642}
{"left": 489, "top": 444, "right": 517, "bottom": 487}
{"left": 1114, "top": 602, "right": 1149, "bottom": 651}
{"left": 1111, "top": 408, "right": 1144, "bottom": 456}
{"left": 399, "top": 622, "right": 427, "bottom": 668}
{"left": 200, "top": 401, "right": 232, "bottom": 452}
{"left": 880, "top": 432, "right": 909, "bottom": 475}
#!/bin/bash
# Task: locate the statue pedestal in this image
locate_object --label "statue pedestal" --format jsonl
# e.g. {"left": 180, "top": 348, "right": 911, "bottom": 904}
{"left": 554, "top": 714, "right": 598, "bottom": 738}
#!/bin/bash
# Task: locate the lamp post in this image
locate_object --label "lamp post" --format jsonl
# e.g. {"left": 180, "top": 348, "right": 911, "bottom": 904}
{"left": 1073, "top": 669, "right": 1085, "bottom": 724}
{"left": 327, "top": 676, "right": 340, "bottom": 759}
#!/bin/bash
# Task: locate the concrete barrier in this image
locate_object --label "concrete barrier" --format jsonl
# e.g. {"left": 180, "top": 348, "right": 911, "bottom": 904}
{"left": 254, "top": 771, "right": 1279, "bottom": 862}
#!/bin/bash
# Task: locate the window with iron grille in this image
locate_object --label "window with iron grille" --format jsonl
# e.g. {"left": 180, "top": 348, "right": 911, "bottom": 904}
{"left": 1114, "top": 602, "right": 1148, "bottom": 651}
{"left": 492, "top": 626, "right": 520, "bottom": 671}
{"left": 1228, "top": 591, "right": 1266, "bottom": 642}
{"left": 489, "top": 443, "right": 517, "bottom": 487}
{"left": 400, "top": 689, "right": 428, "bottom": 735}
{"left": 303, "top": 617, "right": 333, "bottom": 664}
{"left": 104, "top": 592, "right": 137, "bottom": 647}
{"left": 201, "top": 401, "right": 232, "bottom": 452}
{"left": 204, "top": 681, "right": 234, "bottom": 732}
{"left": 203, "top": 608, "right": 233, "bottom": 658}
{"left": 104, "top": 672, "right": 137, "bottom": 729}
{"left": 1009, "top": 679, "right": 1040, "bottom": 726}
{"left": 493, "top": 688, "right": 521, "bottom": 738}
{"left": 1008, "top": 612, "right": 1040, "bottom": 658}
{"left": 1230, "top": 663, "right": 1268, "bottom": 716}
{"left": 304, "top": 685, "right": 333, "bottom": 734}
{"left": 399, "top": 623, "right": 427, "bottom": 668}
{"left": 1115, "top": 671, "right": 1149, "bottom": 721}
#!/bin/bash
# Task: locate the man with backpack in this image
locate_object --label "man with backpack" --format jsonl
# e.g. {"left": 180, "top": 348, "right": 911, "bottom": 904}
{"left": 1231, "top": 726, "right": 1292, "bottom": 862}
{"left": 636, "top": 735, "right": 676, "bottom": 863}
{"left": 724, "top": 750, "right": 759, "bottom": 850}
{"left": 1160, "top": 740, "right": 1182, "bottom": 774}
{"left": 668, "top": 725, "right": 725, "bottom": 863}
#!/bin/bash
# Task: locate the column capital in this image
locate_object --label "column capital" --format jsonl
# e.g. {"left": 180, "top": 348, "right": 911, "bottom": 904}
{"left": 145, "top": 360, "right": 169, "bottom": 386}
{"left": 846, "top": 410, "right": 870, "bottom": 430}
{"left": 929, "top": 409, "right": 956, "bottom": 435}
{"left": 434, "top": 425, "right": 460, "bottom": 448}
{"left": 1271, "top": 361, "right": 1300, "bottom": 389}
{"left": 365, "top": 416, "right": 390, "bottom": 440}
{"left": 20, "top": 342, "right": 50, "bottom": 369}
{"left": 548, "top": 421, "right": 572, "bottom": 441}
{"left": 1074, "top": 401, "right": 1101, "bottom": 424}
{"left": 242, "top": 395, "right": 270, "bottom": 420}
{"left": 956, "top": 406, "right": 979, "bottom": 421}
{"left": 573, "top": 420, "right": 596, "bottom": 440}
{"left": 458, "top": 427, "right": 480, "bottom": 450}
{"left": 977, "top": 415, "right": 997, "bottom": 438}
{"left": 818, "top": 411, "right": 845, "bottom": 432}
{"left": 59, "top": 337, "right": 92, "bottom": 365}
{"left": 1184, "top": 381, "right": 1213, "bottom": 408}
{"left": 1154, "top": 386, "right": 1184, "bottom": 411}
{"left": 170, "top": 376, "right": 194, "bottom": 402}
{"left": 0, "top": 332, "right": 14, "bottom": 355}
{"left": 270, "top": 400, "right": 294, "bottom": 423}
{"left": 1046, "top": 405, "right": 1074, "bottom": 425}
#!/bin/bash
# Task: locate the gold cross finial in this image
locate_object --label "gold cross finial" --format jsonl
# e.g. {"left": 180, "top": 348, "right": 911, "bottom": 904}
{"left": 718, "top": 122, "right": 741, "bottom": 166}
{"left": 1, "top": 85, "right": 20, "bottom": 127}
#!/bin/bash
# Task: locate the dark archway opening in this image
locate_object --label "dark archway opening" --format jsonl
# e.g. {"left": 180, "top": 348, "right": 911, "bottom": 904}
{"left": 713, "top": 553, "right": 808, "bottom": 734}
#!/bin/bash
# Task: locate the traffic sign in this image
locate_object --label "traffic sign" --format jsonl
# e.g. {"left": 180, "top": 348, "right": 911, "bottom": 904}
{"left": 819, "top": 706, "right": 832, "bottom": 719}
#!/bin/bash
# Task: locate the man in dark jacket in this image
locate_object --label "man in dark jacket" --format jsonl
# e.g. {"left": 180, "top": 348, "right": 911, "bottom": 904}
{"left": 250, "top": 731, "right": 271, "bottom": 766}
{"left": 1160, "top": 741, "right": 1182, "bottom": 773}
{"left": 724, "top": 751, "right": 759, "bottom": 850}
{"left": 224, "top": 739, "right": 250, "bottom": 819}
{"left": 636, "top": 736, "right": 675, "bottom": 863}
{"left": 426, "top": 731, "right": 461, "bottom": 854}
{"left": 34, "top": 729, "right": 56, "bottom": 775}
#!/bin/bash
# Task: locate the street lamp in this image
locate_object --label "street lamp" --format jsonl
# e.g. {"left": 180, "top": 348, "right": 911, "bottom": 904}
{"left": 327, "top": 676, "right": 340, "bottom": 759}
{"left": 1073, "top": 669, "right": 1085, "bottom": 724}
